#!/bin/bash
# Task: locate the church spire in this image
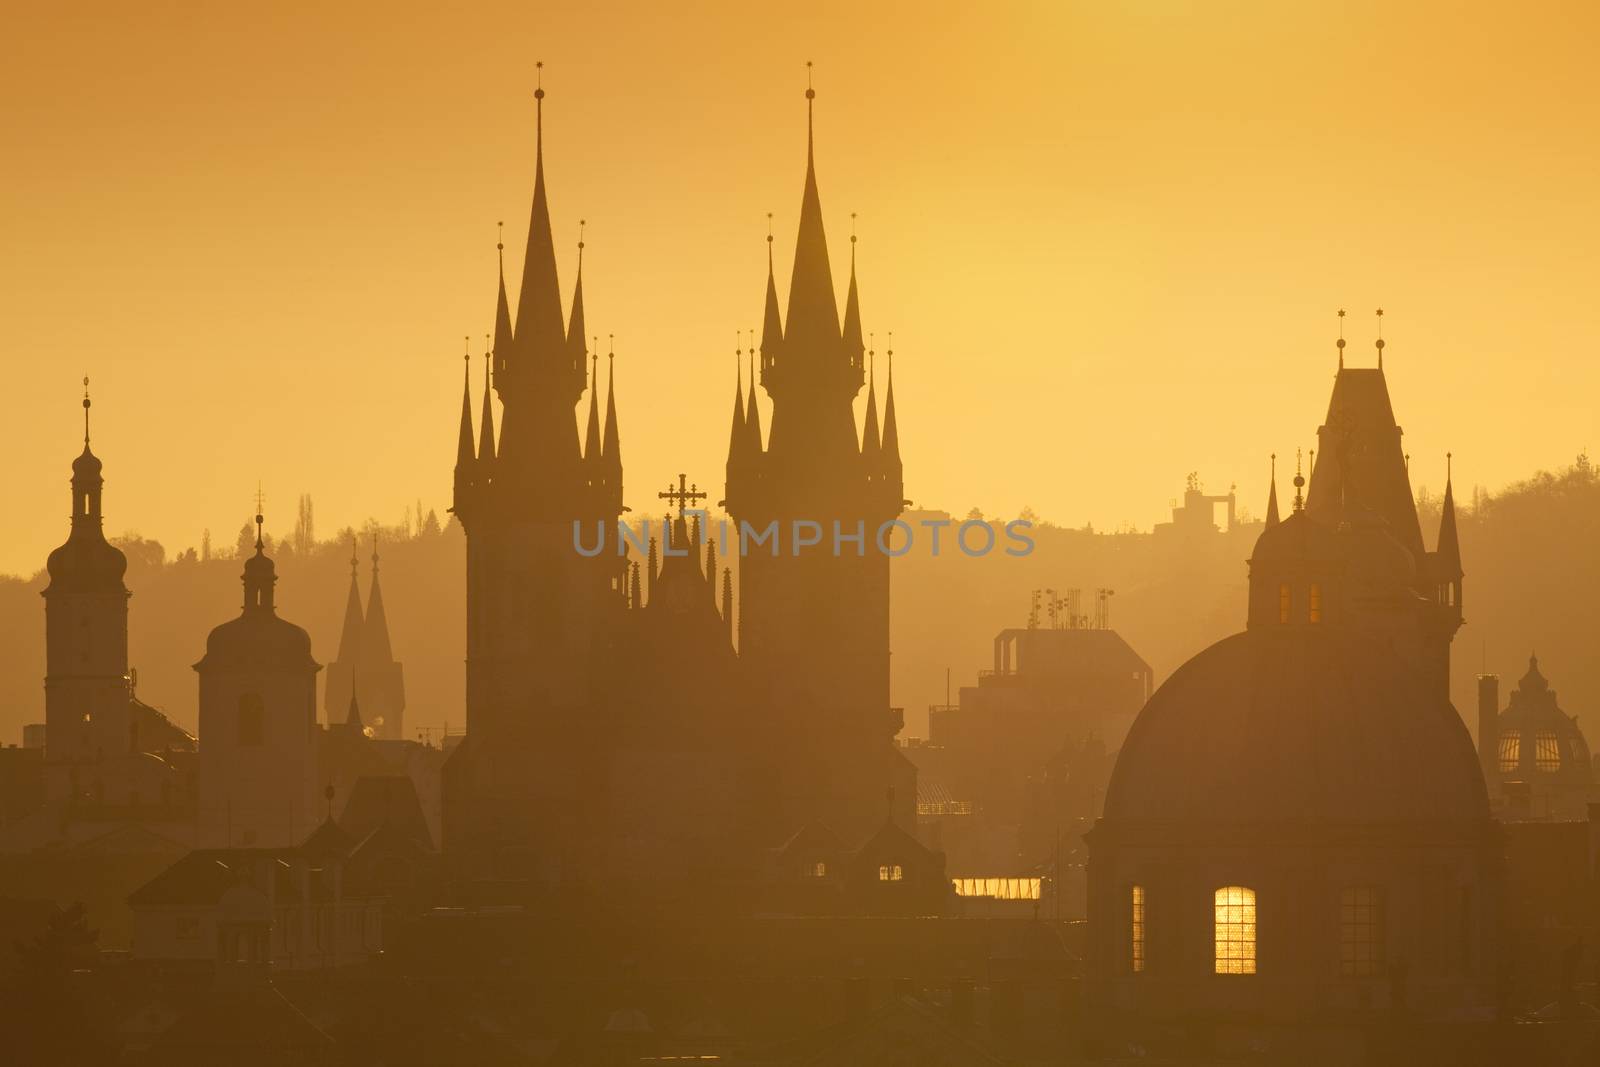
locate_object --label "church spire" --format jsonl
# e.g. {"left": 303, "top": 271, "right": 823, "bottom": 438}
{"left": 744, "top": 332, "right": 764, "bottom": 454}
{"left": 881, "top": 334, "right": 902, "bottom": 478}
{"left": 513, "top": 63, "right": 566, "bottom": 368}
{"left": 728, "top": 335, "right": 746, "bottom": 457}
{"left": 602, "top": 337, "right": 622, "bottom": 492}
{"left": 760, "top": 217, "right": 783, "bottom": 369}
{"left": 1265, "top": 453, "right": 1281, "bottom": 528}
{"left": 841, "top": 215, "right": 864, "bottom": 372}
{"left": 454, "top": 340, "right": 475, "bottom": 472}
{"left": 478, "top": 339, "right": 496, "bottom": 464}
{"left": 1437, "top": 452, "right": 1462, "bottom": 576}
{"left": 567, "top": 221, "right": 588, "bottom": 387}
{"left": 335, "top": 534, "right": 364, "bottom": 667}
{"left": 861, "top": 338, "right": 881, "bottom": 460}
{"left": 583, "top": 343, "right": 601, "bottom": 464}
{"left": 345, "top": 689, "right": 364, "bottom": 731}
{"left": 362, "top": 534, "right": 395, "bottom": 666}
{"left": 242, "top": 493, "right": 276, "bottom": 614}
{"left": 784, "top": 64, "right": 842, "bottom": 354}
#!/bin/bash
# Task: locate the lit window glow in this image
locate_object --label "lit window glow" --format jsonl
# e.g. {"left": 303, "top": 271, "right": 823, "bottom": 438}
{"left": 879, "top": 864, "right": 904, "bottom": 882}
{"left": 808, "top": 861, "right": 827, "bottom": 878}
{"left": 916, "top": 799, "right": 974, "bottom": 816}
{"left": 1278, "top": 583, "right": 1291, "bottom": 624}
{"left": 1339, "top": 886, "right": 1383, "bottom": 977}
{"left": 1214, "top": 886, "right": 1257, "bottom": 975}
{"left": 1498, "top": 731, "right": 1521, "bottom": 774}
{"left": 1131, "top": 885, "right": 1146, "bottom": 973}
{"left": 951, "top": 877, "right": 1040, "bottom": 900}
{"left": 1535, "top": 731, "right": 1561, "bottom": 772}
{"left": 1308, "top": 582, "right": 1322, "bottom": 623}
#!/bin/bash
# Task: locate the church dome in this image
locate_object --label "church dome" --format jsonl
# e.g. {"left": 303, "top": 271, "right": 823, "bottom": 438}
{"left": 72, "top": 445, "right": 103, "bottom": 481}
{"left": 1496, "top": 655, "right": 1591, "bottom": 785}
{"left": 1249, "top": 509, "right": 1342, "bottom": 568}
{"left": 1104, "top": 626, "right": 1488, "bottom": 826}
{"left": 197, "top": 611, "right": 316, "bottom": 673}
{"left": 45, "top": 529, "right": 128, "bottom": 592}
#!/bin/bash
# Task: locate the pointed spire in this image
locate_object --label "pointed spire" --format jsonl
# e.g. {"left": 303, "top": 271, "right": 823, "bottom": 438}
{"left": 785, "top": 63, "right": 842, "bottom": 351}
{"left": 629, "top": 560, "right": 642, "bottom": 611}
{"left": 335, "top": 534, "right": 364, "bottom": 665}
{"left": 760, "top": 216, "right": 783, "bottom": 366}
{"left": 1437, "top": 451, "right": 1462, "bottom": 576}
{"left": 704, "top": 530, "right": 717, "bottom": 589}
{"left": 583, "top": 340, "right": 601, "bottom": 464}
{"left": 603, "top": 335, "right": 621, "bottom": 483}
{"left": 493, "top": 221, "right": 514, "bottom": 385}
{"left": 881, "top": 333, "right": 901, "bottom": 473}
{"left": 363, "top": 534, "right": 395, "bottom": 665}
{"left": 744, "top": 330, "right": 763, "bottom": 454}
{"left": 1265, "top": 454, "right": 1281, "bottom": 528}
{"left": 346, "top": 689, "right": 364, "bottom": 730}
{"left": 728, "top": 334, "right": 747, "bottom": 457}
{"left": 861, "top": 337, "right": 881, "bottom": 460}
{"left": 82, "top": 376, "right": 92, "bottom": 447}
{"left": 478, "top": 337, "right": 496, "bottom": 464}
{"left": 567, "top": 221, "right": 588, "bottom": 383}
{"left": 514, "top": 63, "right": 566, "bottom": 362}
{"left": 646, "top": 535, "right": 658, "bottom": 603}
{"left": 454, "top": 338, "right": 476, "bottom": 471}
{"left": 841, "top": 214, "right": 864, "bottom": 371}
{"left": 721, "top": 566, "right": 734, "bottom": 640}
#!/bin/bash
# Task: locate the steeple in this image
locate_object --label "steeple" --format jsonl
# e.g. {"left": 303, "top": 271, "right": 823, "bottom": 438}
{"left": 861, "top": 340, "right": 881, "bottom": 460}
{"left": 453, "top": 341, "right": 476, "bottom": 508}
{"left": 335, "top": 535, "right": 364, "bottom": 666}
{"left": 728, "top": 336, "right": 747, "bottom": 458}
{"left": 721, "top": 567, "right": 734, "bottom": 640}
{"left": 784, "top": 65, "right": 842, "bottom": 355}
{"left": 760, "top": 219, "right": 784, "bottom": 371}
{"left": 242, "top": 499, "right": 276, "bottom": 615}
{"left": 1265, "top": 454, "right": 1281, "bottom": 528}
{"left": 583, "top": 345, "right": 601, "bottom": 464}
{"left": 493, "top": 221, "right": 513, "bottom": 385}
{"left": 478, "top": 340, "right": 496, "bottom": 464}
{"left": 841, "top": 216, "right": 864, "bottom": 371}
{"left": 881, "top": 336, "right": 902, "bottom": 479}
{"left": 362, "top": 535, "right": 395, "bottom": 666}
{"left": 345, "top": 689, "right": 364, "bottom": 731}
{"left": 1437, "top": 452, "right": 1462, "bottom": 577}
{"left": 744, "top": 339, "right": 763, "bottom": 454}
{"left": 602, "top": 338, "right": 622, "bottom": 495}
{"left": 568, "top": 222, "right": 589, "bottom": 387}
{"left": 513, "top": 64, "right": 566, "bottom": 369}
{"left": 71, "top": 376, "right": 106, "bottom": 527}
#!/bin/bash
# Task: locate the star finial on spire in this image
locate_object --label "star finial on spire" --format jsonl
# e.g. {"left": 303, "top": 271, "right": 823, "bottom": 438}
{"left": 81, "top": 375, "right": 92, "bottom": 445}
{"left": 1336, "top": 308, "right": 1346, "bottom": 370}
{"left": 1375, "top": 307, "right": 1385, "bottom": 369}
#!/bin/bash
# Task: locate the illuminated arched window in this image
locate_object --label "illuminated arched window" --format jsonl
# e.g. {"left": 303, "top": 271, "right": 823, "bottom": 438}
{"left": 1308, "top": 583, "right": 1323, "bottom": 623}
{"left": 1535, "top": 731, "right": 1561, "bottom": 772}
{"left": 1214, "top": 886, "right": 1256, "bottom": 974}
{"left": 1278, "top": 583, "right": 1291, "bottom": 624}
{"left": 1339, "top": 887, "right": 1384, "bottom": 977}
{"left": 1497, "top": 731, "right": 1521, "bottom": 774}
{"left": 1131, "top": 885, "right": 1146, "bottom": 973}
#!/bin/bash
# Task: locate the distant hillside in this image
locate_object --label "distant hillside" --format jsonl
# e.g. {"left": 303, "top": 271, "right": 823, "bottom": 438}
{"left": 3, "top": 456, "right": 1594, "bottom": 751}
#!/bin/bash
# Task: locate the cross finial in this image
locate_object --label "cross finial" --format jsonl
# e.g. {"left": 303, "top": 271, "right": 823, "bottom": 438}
{"left": 1336, "top": 308, "right": 1347, "bottom": 368}
{"left": 657, "top": 473, "right": 708, "bottom": 519}
{"left": 1374, "top": 308, "right": 1385, "bottom": 368}
{"left": 81, "top": 375, "right": 92, "bottom": 445}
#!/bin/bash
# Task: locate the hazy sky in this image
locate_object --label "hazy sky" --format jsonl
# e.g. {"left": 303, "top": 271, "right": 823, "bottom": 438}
{"left": 4, "top": 1, "right": 1597, "bottom": 575}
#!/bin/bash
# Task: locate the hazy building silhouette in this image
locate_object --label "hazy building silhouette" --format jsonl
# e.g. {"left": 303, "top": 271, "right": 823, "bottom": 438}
{"left": 1088, "top": 329, "right": 1499, "bottom": 1024}
{"left": 322, "top": 537, "right": 406, "bottom": 741}
{"left": 723, "top": 83, "right": 910, "bottom": 846}
{"left": 195, "top": 511, "right": 320, "bottom": 847}
{"left": 1480, "top": 655, "right": 1594, "bottom": 821}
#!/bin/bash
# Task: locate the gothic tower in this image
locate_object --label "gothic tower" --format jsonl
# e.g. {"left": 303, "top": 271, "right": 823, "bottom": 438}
{"left": 357, "top": 537, "right": 406, "bottom": 740}
{"left": 195, "top": 510, "right": 321, "bottom": 847}
{"left": 42, "top": 384, "right": 132, "bottom": 776}
{"left": 445, "top": 83, "right": 627, "bottom": 880}
{"left": 723, "top": 84, "right": 908, "bottom": 846}
{"left": 323, "top": 537, "right": 363, "bottom": 727}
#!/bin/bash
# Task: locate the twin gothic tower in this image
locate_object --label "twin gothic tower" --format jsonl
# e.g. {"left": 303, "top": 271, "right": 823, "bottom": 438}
{"left": 444, "top": 83, "right": 907, "bottom": 882}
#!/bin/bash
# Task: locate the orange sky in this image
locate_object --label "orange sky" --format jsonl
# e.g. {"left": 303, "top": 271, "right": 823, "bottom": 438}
{"left": 4, "top": 1, "right": 1597, "bottom": 575}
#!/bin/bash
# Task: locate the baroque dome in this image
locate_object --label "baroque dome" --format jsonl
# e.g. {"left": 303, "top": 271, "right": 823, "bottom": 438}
{"left": 1104, "top": 626, "right": 1488, "bottom": 826}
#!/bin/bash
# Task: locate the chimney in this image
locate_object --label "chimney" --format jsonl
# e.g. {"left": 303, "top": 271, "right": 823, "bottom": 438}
{"left": 1477, "top": 674, "right": 1500, "bottom": 795}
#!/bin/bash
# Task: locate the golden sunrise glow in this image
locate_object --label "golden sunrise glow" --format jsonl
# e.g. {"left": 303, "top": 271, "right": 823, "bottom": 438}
{"left": 1131, "top": 884, "right": 1146, "bottom": 973}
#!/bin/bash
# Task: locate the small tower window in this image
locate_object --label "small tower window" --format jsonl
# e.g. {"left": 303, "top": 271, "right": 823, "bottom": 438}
{"left": 1535, "top": 731, "right": 1561, "bottom": 772}
{"left": 1308, "top": 583, "right": 1323, "bottom": 623}
{"left": 1278, "top": 583, "right": 1291, "bottom": 624}
{"left": 237, "top": 694, "right": 264, "bottom": 746}
{"left": 809, "top": 861, "right": 827, "bottom": 878}
{"left": 878, "top": 864, "right": 904, "bottom": 882}
{"left": 1131, "top": 885, "right": 1147, "bottom": 974}
{"left": 1497, "top": 731, "right": 1521, "bottom": 774}
{"left": 1214, "top": 886, "right": 1257, "bottom": 975}
{"left": 1339, "top": 886, "right": 1384, "bottom": 977}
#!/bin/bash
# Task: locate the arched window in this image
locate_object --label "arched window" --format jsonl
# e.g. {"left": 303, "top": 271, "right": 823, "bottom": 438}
{"left": 1535, "top": 731, "right": 1561, "bottom": 772}
{"left": 1308, "top": 583, "right": 1323, "bottom": 623}
{"left": 237, "top": 694, "right": 264, "bottom": 746}
{"left": 1131, "top": 885, "right": 1147, "bottom": 974}
{"left": 1339, "top": 886, "right": 1384, "bottom": 977}
{"left": 1214, "top": 886, "right": 1256, "bottom": 974}
{"left": 1278, "top": 583, "right": 1291, "bottom": 624}
{"left": 1497, "top": 731, "right": 1521, "bottom": 774}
